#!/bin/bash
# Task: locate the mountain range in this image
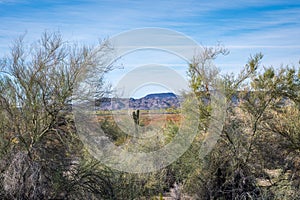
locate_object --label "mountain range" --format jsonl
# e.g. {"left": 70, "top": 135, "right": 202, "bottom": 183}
{"left": 87, "top": 91, "right": 291, "bottom": 111}
{"left": 95, "top": 92, "right": 180, "bottom": 110}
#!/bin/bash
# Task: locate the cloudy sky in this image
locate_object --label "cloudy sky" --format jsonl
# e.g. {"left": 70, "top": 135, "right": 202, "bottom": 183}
{"left": 1, "top": 0, "right": 300, "bottom": 97}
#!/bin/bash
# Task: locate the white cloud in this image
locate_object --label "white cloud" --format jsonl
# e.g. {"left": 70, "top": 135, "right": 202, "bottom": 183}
{"left": 0, "top": 0, "right": 299, "bottom": 77}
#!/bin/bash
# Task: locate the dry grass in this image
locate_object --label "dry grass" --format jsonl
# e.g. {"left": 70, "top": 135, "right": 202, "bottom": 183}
{"left": 96, "top": 110, "right": 182, "bottom": 129}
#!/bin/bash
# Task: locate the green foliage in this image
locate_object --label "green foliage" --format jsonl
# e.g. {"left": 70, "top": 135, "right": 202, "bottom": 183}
{"left": 183, "top": 52, "right": 300, "bottom": 199}
{"left": 100, "top": 118, "right": 130, "bottom": 146}
{"left": 0, "top": 32, "right": 113, "bottom": 199}
{"left": 1, "top": 33, "right": 299, "bottom": 199}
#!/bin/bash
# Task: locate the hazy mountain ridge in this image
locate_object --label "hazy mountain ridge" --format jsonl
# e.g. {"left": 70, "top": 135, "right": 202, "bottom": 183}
{"left": 95, "top": 92, "right": 180, "bottom": 110}
{"left": 95, "top": 91, "right": 291, "bottom": 111}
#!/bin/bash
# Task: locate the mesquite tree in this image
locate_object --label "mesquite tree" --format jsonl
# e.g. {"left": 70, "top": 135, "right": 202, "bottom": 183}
{"left": 0, "top": 32, "right": 113, "bottom": 199}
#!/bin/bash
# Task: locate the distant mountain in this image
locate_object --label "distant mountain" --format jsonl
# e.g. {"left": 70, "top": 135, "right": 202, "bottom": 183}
{"left": 143, "top": 92, "right": 177, "bottom": 99}
{"left": 95, "top": 92, "right": 180, "bottom": 110}
{"left": 94, "top": 91, "right": 293, "bottom": 111}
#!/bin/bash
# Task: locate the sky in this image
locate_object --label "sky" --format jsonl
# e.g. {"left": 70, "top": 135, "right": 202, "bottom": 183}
{"left": 1, "top": 0, "right": 300, "bottom": 98}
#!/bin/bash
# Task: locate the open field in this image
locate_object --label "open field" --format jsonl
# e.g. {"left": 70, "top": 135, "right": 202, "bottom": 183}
{"left": 95, "top": 109, "right": 182, "bottom": 128}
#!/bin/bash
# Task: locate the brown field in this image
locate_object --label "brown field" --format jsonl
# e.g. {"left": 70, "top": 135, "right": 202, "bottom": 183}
{"left": 95, "top": 110, "right": 182, "bottom": 128}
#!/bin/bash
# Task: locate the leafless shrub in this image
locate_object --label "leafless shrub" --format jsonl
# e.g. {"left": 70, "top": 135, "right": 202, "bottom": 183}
{"left": 3, "top": 151, "right": 45, "bottom": 199}
{"left": 170, "top": 182, "right": 182, "bottom": 200}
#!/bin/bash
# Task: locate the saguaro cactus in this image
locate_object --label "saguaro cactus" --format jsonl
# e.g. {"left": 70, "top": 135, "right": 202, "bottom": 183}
{"left": 132, "top": 110, "right": 140, "bottom": 136}
{"left": 132, "top": 109, "right": 140, "bottom": 125}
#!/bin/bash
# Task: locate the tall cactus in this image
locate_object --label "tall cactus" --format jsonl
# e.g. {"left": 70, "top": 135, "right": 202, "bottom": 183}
{"left": 132, "top": 110, "right": 140, "bottom": 136}
{"left": 132, "top": 109, "right": 140, "bottom": 125}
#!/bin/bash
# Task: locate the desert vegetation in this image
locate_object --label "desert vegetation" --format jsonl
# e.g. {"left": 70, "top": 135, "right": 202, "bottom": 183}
{"left": 0, "top": 32, "right": 299, "bottom": 199}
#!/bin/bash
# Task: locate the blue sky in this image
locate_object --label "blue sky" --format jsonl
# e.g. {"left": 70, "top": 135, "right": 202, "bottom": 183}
{"left": 1, "top": 0, "right": 300, "bottom": 97}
